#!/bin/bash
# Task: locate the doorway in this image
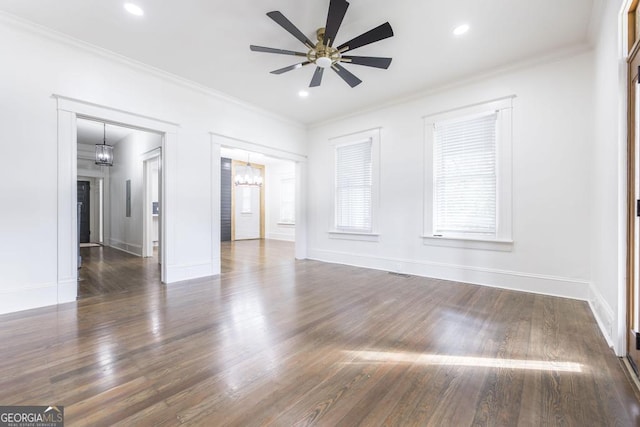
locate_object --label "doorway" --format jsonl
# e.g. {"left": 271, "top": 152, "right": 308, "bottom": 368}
{"left": 219, "top": 146, "right": 298, "bottom": 272}
{"left": 76, "top": 117, "right": 164, "bottom": 297}
{"left": 56, "top": 95, "right": 178, "bottom": 304}
{"left": 76, "top": 176, "right": 104, "bottom": 246}
{"left": 77, "top": 181, "right": 91, "bottom": 243}
{"left": 627, "top": 0, "right": 640, "bottom": 375}
{"left": 221, "top": 148, "right": 297, "bottom": 242}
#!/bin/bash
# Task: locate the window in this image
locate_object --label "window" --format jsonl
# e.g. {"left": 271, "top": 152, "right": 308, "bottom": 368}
{"left": 279, "top": 177, "right": 295, "bottom": 224}
{"left": 434, "top": 112, "right": 497, "bottom": 235}
{"left": 330, "top": 129, "right": 380, "bottom": 240}
{"left": 336, "top": 141, "right": 371, "bottom": 231}
{"left": 424, "top": 97, "right": 513, "bottom": 249}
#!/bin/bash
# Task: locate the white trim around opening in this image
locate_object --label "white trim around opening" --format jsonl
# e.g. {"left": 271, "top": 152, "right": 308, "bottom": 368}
{"left": 55, "top": 94, "right": 179, "bottom": 303}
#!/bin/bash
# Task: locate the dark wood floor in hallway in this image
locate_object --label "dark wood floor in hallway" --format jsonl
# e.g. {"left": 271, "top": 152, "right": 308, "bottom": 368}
{"left": 77, "top": 245, "right": 161, "bottom": 298}
{"left": 1, "top": 239, "right": 639, "bottom": 426}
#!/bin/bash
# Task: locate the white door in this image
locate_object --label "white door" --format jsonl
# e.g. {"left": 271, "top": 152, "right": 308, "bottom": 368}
{"left": 234, "top": 185, "right": 261, "bottom": 239}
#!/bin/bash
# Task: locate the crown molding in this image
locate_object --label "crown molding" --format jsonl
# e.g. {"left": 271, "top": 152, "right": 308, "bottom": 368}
{"left": 0, "top": 11, "right": 305, "bottom": 130}
{"left": 309, "top": 42, "right": 592, "bottom": 130}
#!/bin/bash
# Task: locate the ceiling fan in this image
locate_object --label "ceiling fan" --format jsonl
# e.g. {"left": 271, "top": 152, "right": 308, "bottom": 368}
{"left": 250, "top": 0, "right": 394, "bottom": 88}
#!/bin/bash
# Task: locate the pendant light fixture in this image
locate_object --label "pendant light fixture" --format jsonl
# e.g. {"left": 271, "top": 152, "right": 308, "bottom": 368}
{"left": 95, "top": 123, "right": 114, "bottom": 167}
{"left": 234, "top": 154, "right": 262, "bottom": 187}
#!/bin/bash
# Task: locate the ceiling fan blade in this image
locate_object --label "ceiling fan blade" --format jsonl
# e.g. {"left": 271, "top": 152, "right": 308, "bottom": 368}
{"left": 341, "top": 55, "right": 392, "bottom": 69}
{"left": 250, "top": 45, "right": 308, "bottom": 57}
{"left": 310, "top": 67, "right": 324, "bottom": 87}
{"left": 324, "top": 0, "right": 350, "bottom": 47}
{"left": 267, "top": 11, "right": 315, "bottom": 49}
{"left": 331, "top": 63, "right": 362, "bottom": 88}
{"left": 271, "top": 61, "right": 311, "bottom": 75}
{"left": 336, "top": 22, "right": 394, "bottom": 53}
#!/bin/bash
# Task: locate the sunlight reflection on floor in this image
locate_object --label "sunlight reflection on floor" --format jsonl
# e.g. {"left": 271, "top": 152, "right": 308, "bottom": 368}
{"left": 344, "top": 350, "right": 584, "bottom": 373}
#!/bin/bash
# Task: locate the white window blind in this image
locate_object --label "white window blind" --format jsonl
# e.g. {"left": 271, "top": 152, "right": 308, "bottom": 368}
{"left": 335, "top": 140, "right": 372, "bottom": 232}
{"left": 434, "top": 112, "right": 498, "bottom": 236}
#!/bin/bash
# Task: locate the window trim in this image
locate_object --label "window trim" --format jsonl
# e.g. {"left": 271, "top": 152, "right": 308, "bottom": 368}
{"left": 423, "top": 97, "right": 514, "bottom": 250}
{"left": 329, "top": 128, "right": 381, "bottom": 241}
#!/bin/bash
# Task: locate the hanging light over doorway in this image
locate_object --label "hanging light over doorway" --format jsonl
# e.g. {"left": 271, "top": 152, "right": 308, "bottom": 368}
{"left": 95, "top": 123, "right": 114, "bottom": 166}
{"left": 234, "top": 154, "right": 262, "bottom": 187}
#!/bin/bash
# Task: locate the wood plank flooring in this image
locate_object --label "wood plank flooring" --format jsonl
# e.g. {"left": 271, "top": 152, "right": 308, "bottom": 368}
{"left": 78, "top": 245, "right": 161, "bottom": 298}
{"left": 2, "top": 240, "right": 639, "bottom": 426}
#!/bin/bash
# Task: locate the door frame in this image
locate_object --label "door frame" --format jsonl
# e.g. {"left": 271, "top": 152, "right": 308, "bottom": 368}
{"left": 627, "top": 0, "right": 640, "bottom": 372}
{"left": 210, "top": 133, "right": 308, "bottom": 276}
{"left": 627, "top": 47, "right": 640, "bottom": 372}
{"left": 56, "top": 95, "right": 178, "bottom": 303}
{"left": 142, "top": 148, "right": 162, "bottom": 258}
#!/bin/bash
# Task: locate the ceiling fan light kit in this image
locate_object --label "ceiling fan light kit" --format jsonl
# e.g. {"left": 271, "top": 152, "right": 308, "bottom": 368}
{"left": 250, "top": 0, "right": 393, "bottom": 88}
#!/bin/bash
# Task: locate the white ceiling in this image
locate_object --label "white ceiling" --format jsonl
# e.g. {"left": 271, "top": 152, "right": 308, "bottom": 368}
{"left": 0, "top": 0, "right": 600, "bottom": 125}
{"left": 77, "top": 118, "right": 136, "bottom": 146}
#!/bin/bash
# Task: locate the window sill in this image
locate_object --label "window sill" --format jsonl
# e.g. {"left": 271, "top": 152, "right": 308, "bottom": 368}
{"left": 329, "top": 230, "right": 380, "bottom": 242}
{"left": 421, "top": 235, "right": 513, "bottom": 252}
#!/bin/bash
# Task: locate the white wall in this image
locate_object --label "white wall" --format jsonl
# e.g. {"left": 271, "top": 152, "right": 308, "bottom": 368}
{"left": 0, "top": 16, "right": 306, "bottom": 314}
{"left": 265, "top": 159, "right": 296, "bottom": 242}
{"left": 109, "top": 131, "right": 162, "bottom": 255}
{"left": 590, "top": 0, "right": 627, "bottom": 354}
{"left": 307, "top": 51, "right": 595, "bottom": 300}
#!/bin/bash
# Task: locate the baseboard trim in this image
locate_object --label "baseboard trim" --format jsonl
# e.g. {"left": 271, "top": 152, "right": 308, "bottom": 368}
{"left": 108, "top": 239, "right": 143, "bottom": 257}
{"left": 58, "top": 279, "right": 77, "bottom": 304}
{"left": 588, "top": 283, "right": 615, "bottom": 348}
{"left": 0, "top": 282, "right": 59, "bottom": 315}
{"left": 166, "top": 262, "right": 215, "bottom": 284}
{"left": 267, "top": 233, "right": 295, "bottom": 242}
{"left": 307, "top": 249, "right": 590, "bottom": 301}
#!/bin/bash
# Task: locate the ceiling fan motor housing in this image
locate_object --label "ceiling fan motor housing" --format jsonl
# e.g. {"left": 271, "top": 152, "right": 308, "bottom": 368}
{"left": 309, "top": 30, "right": 341, "bottom": 68}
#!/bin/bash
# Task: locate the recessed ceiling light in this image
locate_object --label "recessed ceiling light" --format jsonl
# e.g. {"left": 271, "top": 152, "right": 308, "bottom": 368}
{"left": 124, "top": 3, "right": 144, "bottom": 16}
{"left": 453, "top": 24, "right": 470, "bottom": 36}
{"left": 298, "top": 90, "right": 309, "bottom": 98}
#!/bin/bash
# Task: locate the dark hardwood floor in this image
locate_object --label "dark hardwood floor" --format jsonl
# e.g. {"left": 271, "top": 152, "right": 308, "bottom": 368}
{"left": 2, "top": 240, "right": 639, "bottom": 426}
{"left": 78, "top": 245, "right": 161, "bottom": 298}
{"left": 220, "top": 239, "right": 296, "bottom": 274}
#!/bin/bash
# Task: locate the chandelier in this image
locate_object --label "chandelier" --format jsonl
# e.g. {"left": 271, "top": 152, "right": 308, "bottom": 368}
{"left": 234, "top": 155, "right": 262, "bottom": 187}
{"left": 95, "top": 123, "right": 114, "bottom": 166}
